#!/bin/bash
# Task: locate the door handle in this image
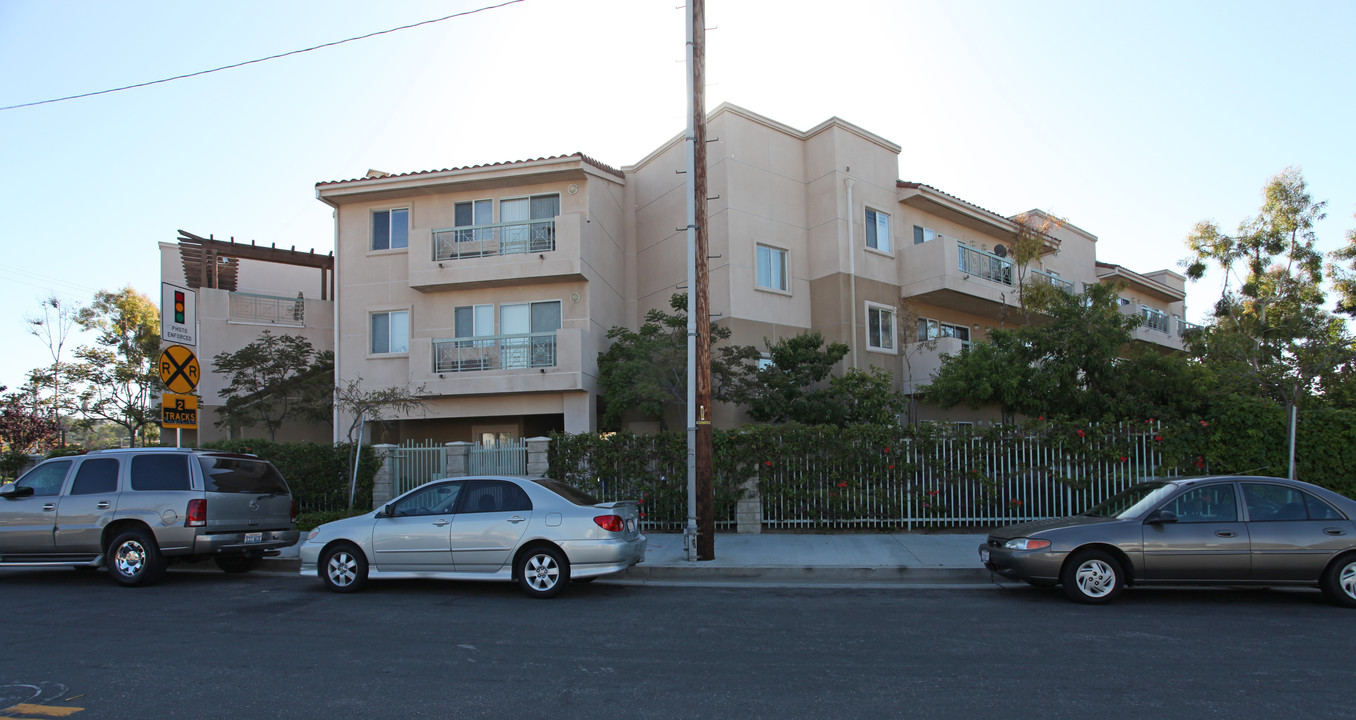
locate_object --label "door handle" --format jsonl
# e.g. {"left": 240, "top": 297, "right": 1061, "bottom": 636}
{"left": 508, "top": 516, "right": 526, "bottom": 524}
{"left": 97, "top": 501, "right": 111, "bottom": 509}
{"left": 1215, "top": 530, "right": 1237, "bottom": 538}
{"left": 43, "top": 503, "right": 56, "bottom": 512}
{"left": 432, "top": 520, "right": 450, "bottom": 527}
{"left": 1324, "top": 528, "right": 1347, "bottom": 536}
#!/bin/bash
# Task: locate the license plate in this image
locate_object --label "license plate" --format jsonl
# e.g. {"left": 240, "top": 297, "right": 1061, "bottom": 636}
{"left": 626, "top": 519, "right": 636, "bottom": 532}
{"left": 244, "top": 532, "right": 263, "bottom": 545}
{"left": 979, "top": 548, "right": 990, "bottom": 563}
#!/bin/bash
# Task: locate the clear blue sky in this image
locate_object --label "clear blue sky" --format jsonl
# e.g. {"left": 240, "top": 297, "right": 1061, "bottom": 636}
{"left": 1, "top": 0, "right": 1353, "bottom": 389}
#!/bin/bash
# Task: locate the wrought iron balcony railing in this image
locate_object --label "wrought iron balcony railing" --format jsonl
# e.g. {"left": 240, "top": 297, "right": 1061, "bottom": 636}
{"left": 1029, "top": 269, "right": 1074, "bottom": 292}
{"left": 957, "top": 244, "right": 1014, "bottom": 286}
{"left": 432, "top": 333, "right": 558, "bottom": 373}
{"left": 432, "top": 219, "right": 556, "bottom": 261}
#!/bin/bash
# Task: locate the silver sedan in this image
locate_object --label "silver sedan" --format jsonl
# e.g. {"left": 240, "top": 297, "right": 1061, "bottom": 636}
{"left": 981, "top": 475, "right": 1356, "bottom": 606}
{"left": 299, "top": 476, "right": 646, "bottom": 598}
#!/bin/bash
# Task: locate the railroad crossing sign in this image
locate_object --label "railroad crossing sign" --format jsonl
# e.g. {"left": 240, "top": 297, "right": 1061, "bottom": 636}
{"left": 161, "top": 392, "right": 198, "bottom": 430}
{"left": 159, "top": 345, "right": 200, "bottom": 394}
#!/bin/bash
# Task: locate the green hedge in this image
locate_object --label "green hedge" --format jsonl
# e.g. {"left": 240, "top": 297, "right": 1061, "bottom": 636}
{"left": 201, "top": 439, "right": 379, "bottom": 513}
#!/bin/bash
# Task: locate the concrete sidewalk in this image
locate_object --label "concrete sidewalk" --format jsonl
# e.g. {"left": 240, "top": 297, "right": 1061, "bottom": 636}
{"left": 266, "top": 532, "right": 993, "bottom": 587}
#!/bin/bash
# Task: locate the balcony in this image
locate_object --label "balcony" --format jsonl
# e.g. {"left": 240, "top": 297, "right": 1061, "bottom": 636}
{"left": 432, "top": 219, "right": 555, "bottom": 261}
{"left": 1118, "top": 302, "right": 1184, "bottom": 351}
{"left": 410, "top": 214, "right": 584, "bottom": 292}
{"left": 432, "top": 333, "right": 558, "bottom": 373}
{"left": 227, "top": 292, "right": 306, "bottom": 327}
{"left": 407, "top": 328, "right": 587, "bottom": 397}
{"left": 1178, "top": 318, "right": 1203, "bottom": 337}
{"left": 901, "top": 238, "right": 1065, "bottom": 320}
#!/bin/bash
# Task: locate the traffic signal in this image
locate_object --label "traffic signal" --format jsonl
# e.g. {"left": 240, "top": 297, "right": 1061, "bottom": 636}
{"left": 174, "top": 291, "right": 185, "bottom": 323}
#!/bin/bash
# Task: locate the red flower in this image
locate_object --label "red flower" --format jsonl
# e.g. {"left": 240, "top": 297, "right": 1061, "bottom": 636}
{"left": 1010, "top": 499, "right": 1023, "bottom": 506}
{"left": 1146, "top": 418, "right": 1155, "bottom": 424}
{"left": 764, "top": 460, "right": 773, "bottom": 466}
{"left": 887, "top": 464, "right": 895, "bottom": 470}
{"left": 836, "top": 482, "right": 848, "bottom": 488}
{"left": 928, "top": 490, "right": 939, "bottom": 496}
{"left": 1038, "top": 416, "right": 1044, "bottom": 421}
{"left": 639, "top": 513, "right": 647, "bottom": 518}
{"left": 1075, "top": 429, "right": 1086, "bottom": 438}
{"left": 1200, "top": 421, "right": 1209, "bottom": 427}
{"left": 1154, "top": 435, "right": 1164, "bottom": 442}
{"left": 1119, "top": 456, "right": 1129, "bottom": 463}
{"left": 884, "top": 447, "right": 891, "bottom": 453}
{"left": 922, "top": 502, "right": 931, "bottom": 508}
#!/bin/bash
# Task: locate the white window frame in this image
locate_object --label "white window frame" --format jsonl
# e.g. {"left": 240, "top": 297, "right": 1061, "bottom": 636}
{"left": 371, "top": 208, "right": 410, "bottom": 251}
{"left": 865, "top": 302, "right": 896, "bottom": 353}
{"left": 370, "top": 309, "right": 410, "bottom": 355}
{"left": 865, "top": 208, "right": 892, "bottom": 254}
{"left": 913, "top": 225, "right": 937, "bottom": 245}
{"left": 755, "top": 243, "right": 789, "bottom": 293}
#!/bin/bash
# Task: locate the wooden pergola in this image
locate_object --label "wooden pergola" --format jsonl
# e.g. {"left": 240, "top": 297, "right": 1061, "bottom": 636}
{"left": 176, "top": 230, "right": 334, "bottom": 300}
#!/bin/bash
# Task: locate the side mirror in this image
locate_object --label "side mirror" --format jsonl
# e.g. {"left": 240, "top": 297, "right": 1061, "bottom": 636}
{"left": 1146, "top": 509, "right": 1178, "bottom": 525}
{"left": 377, "top": 503, "right": 394, "bottom": 518}
{"left": 0, "top": 483, "right": 34, "bottom": 499}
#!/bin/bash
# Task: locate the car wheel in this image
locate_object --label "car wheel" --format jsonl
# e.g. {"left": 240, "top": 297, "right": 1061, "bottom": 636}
{"left": 215, "top": 555, "right": 263, "bottom": 574}
{"left": 1320, "top": 555, "right": 1356, "bottom": 608}
{"left": 107, "top": 529, "right": 167, "bottom": 587}
{"left": 320, "top": 544, "right": 368, "bottom": 593}
{"left": 1061, "top": 549, "right": 1124, "bottom": 604}
{"left": 516, "top": 545, "right": 569, "bottom": 599}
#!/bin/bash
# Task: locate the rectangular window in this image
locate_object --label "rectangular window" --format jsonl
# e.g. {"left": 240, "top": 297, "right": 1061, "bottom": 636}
{"left": 866, "top": 303, "right": 895, "bottom": 351}
{"left": 501, "top": 300, "right": 562, "bottom": 368}
{"left": 130, "top": 454, "right": 191, "bottom": 492}
{"left": 756, "top": 245, "right": 788, "bottom": 291}
{"left": 372, "top": 208, "right": 409, "bottom": 251}
{"left": 453, "top": 200, "right": 492, "bottom": 243}
{"left": 500, "top": 194, "right": 560, "bottom": 252}
{"left": 913, "top": 225, "right": 937, "bottom": 245}
{"left": 865, "top": 209, "right": 891, "bottom": 253}
{"left": 371, "top": 310, "right": 409, "bottom": 354}
{"left": 917, "top": 318, "right": 970, "bottom": 344}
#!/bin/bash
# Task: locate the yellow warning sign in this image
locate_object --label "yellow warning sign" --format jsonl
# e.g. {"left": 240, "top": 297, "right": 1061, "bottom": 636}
{"left": 159, "top": 345, "right": 200, "bottom": 394}
{"left": 161, "top": 393, "right": 198, "bottom": 430}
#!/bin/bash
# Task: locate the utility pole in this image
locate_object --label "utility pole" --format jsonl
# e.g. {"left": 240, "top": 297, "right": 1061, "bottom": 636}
{"left": 692, "top": 0, "right": 714, "bottom": 561}
{"left": 683, "top": 0, "right": 714, "bottom": 561}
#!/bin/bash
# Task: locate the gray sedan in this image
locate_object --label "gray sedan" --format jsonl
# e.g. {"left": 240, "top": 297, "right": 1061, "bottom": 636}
{"left": 980, "top": 475, "right": 1356, "bottom": 606}
{"left": 299, "top": 476, "right": 646, "bottom": 598}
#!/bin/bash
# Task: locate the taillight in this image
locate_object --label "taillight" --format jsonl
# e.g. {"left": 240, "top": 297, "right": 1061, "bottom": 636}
{"left": 593, "top": 515, "right": 625, "bottom": 532}
{"left": 291, "top": 500, "right": 298, "bottom": 523}
{"left": 186, "top": 499, "right": 207, "bottom": 527}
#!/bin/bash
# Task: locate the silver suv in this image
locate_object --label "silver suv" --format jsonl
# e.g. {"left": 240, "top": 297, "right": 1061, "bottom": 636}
{"left": 0, "top": 448, "right": 299, "bottom": 586}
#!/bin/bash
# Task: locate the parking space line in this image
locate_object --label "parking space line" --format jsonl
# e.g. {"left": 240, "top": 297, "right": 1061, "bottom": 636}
{"left": 0, "top": 703, "right": 84, "bottom": 718}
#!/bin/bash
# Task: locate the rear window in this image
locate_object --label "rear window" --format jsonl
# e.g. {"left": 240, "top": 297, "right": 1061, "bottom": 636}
{"left": 534, "top": 478, "right": 601, "bottom": 506}
{"left": 199, "top": 456, "right": 290, "bottom": 495}
{"left": 130, "top": 454, "right": 192, "bottom": 491}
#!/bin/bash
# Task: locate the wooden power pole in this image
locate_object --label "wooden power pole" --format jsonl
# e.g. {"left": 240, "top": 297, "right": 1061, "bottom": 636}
{"left": 692, "top": 0, "right": 714, "bottom": 561}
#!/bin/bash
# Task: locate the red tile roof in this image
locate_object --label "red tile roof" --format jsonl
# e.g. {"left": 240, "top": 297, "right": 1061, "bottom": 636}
{"left": 315, "top": 152, "right": 624, "bottom": 187}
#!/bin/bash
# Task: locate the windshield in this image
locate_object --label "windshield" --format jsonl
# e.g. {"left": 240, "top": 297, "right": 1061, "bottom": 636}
{"left": 534, "top": 478, "right": 602, "bottom": 506}
{"left": 1084, "top": 481, "right": 1174, "bottom": 519}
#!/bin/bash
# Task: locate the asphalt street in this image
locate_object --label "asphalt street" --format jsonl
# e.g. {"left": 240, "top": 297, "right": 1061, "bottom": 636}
{"left": 3, "top": 566, "right": 1354, "bottom": 719}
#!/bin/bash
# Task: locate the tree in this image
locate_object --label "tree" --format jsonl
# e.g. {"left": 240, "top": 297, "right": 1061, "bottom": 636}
{"left": 334, "top": 378, "right": 428, "bottom": 509}
{"left": 25, "top": 294, "right": 79, "bottom": 445}
{"left": 596, "top": 294, "right": 759, "bottom": 430}
{"left": 1330, "top": 217, "right": 1356, "bottom": 317}
{"left": 1184, "top": 168, "right": 1356, "bottom": 473}
{"left": 67, "top": 287, "right": 161, "bottom": 447}
{"left": 921, "top": 283, "right": 1205, "bottom": 421}
{"left": 212, "top": 331, "right": 333, "bottom": 441}
{"left": 0, "top": 382, "right": 60, "bottom": 478}
{"left": 745, "top": 331, "right": 848, "bottom": 424}
{"left": 1007, "top": 211, "right": 1063, "bottom": 327}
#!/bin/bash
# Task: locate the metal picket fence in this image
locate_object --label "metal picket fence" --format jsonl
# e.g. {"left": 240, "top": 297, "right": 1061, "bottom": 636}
{"left": 469, "top": 439, "right": 528, "bottom": 475}
{"left": 392, "top": 439, "right": 447, "bottom": 497}
{"left": 759, "top": 424, "right": 1173, "bottom": 530}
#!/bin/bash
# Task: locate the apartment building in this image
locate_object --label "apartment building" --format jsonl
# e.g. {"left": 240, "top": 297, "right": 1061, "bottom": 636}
{"left": 318, "top": 103, "right": 1188, "bottom": 440}
{"left": 157, "top": 232, "right": 334, "bottom": 444}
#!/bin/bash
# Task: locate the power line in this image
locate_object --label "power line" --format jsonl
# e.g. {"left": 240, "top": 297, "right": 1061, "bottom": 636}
{"left": 1, "top": 0, "right": 526, "bottom": 112}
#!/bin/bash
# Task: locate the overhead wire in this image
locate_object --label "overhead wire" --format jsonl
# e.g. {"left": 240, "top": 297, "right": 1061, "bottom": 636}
{"left": 0, "top": 0, "right": 526, "bottom": 112}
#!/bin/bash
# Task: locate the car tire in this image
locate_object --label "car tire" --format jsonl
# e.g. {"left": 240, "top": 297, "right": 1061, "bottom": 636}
{"left": 516, "top": 545, "right": 569, "bottom": 599}
{"left": 1320, "top": 554, "right": 1356, "bottom": 608}
{"left": 215, "top": 555, "right": 263, "bottom": 574}
{"left": 1061, "top": 549, "right": 1124, "bottom": 604}
{"left": 320, "top": 544, "right": 368, "bottom": 593}
{"left": 107, "top": 529, "right": 167, "bottom": 587}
